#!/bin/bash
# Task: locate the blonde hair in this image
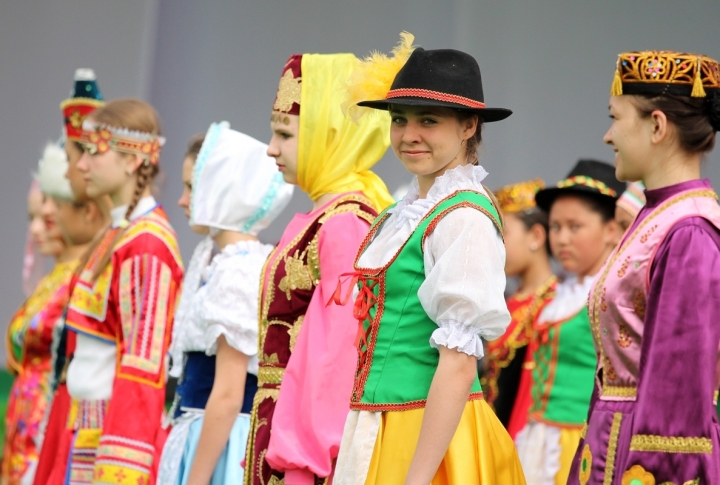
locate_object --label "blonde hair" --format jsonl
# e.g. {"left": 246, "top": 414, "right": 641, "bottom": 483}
{"left": 89, "top": 98, "right": 163, "bottom": 279}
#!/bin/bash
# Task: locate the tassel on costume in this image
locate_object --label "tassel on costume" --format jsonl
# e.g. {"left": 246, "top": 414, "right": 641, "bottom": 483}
{"left": 691, "top": 57, "right": 706, "bottom": 98}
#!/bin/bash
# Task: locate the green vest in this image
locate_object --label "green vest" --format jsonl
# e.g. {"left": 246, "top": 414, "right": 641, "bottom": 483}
{"left": 529, "top": 307, "right": 596, "bottom": 426}
{"left": 350, "top": 190, "right": 502, "bottom": 412}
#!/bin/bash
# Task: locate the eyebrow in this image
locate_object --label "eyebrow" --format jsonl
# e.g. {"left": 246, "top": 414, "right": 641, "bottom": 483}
{"left": 390, "top": 110, "right": 440, "bottom": 116}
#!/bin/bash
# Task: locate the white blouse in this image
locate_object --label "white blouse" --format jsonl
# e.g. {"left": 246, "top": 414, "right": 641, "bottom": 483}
{"left": 169, "top": 239, "right": 272, "bottom": 376}
{"left": 357, "top": 164, "right": 510, "bottom": 359}
{"left": 537, "top": 274, "right": 595, "bottom": 325}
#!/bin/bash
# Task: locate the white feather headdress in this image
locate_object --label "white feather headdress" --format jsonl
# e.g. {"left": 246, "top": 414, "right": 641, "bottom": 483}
{"left": 34, "top": 142, "right": 73, "bottom": 200}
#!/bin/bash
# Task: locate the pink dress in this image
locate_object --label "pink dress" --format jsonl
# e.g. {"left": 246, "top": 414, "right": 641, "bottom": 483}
{"left": 245, "top": 193, "right": 377, "bottom": 485}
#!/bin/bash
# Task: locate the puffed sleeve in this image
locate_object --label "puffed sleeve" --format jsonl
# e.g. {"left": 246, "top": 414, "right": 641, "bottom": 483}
{"left": 266, "top": 212, "right": 370, "bottom": 485}
{"left": 419, "top": 207, "right": 510, "bottom": 358}
{"left": 619, "top": 218, "right": 720, "bottom": 483}
{"left": 198, "top": 246, "right": 270, "bottom": 357}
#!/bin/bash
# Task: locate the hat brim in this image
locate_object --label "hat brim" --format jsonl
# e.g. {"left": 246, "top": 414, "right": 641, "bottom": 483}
{"left": 535, "top": 186, "right": 618, "bottom": 213}
{"left": 357, "top": 97, "right": 513, "bottom": 122}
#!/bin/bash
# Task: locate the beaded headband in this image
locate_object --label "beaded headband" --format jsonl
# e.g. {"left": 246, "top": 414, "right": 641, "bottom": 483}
{"left": 611, "top": 51, "right": 720, "bottom": 98}
{"left": 80, "top": 120, "right": 165, "bottom": 165}
{"left": 495, "top": 179, "right": 545, "bottom": 213}
{"left": 556, "top": 175, "right": 617, "bottom": 197}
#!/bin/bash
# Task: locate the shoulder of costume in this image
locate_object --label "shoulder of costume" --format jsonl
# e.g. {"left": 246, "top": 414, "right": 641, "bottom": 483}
{"left": 318, "top": 193, "right": 377, "bottom": 225}
{"left": 114, "top": 209, "right": 183, "bottom": 270}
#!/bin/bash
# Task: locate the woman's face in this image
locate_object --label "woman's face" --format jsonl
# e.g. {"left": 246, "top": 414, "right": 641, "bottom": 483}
{"left": 65, "top": 141, "right": 87, "bottom": 200}
{"left": 177, "top": 155, "right": 209, "bottom": 236}
{"left": 54, "top": 198, "right": 94, "bottom": 246}
{"left": 267, "top": 114, "right": 299, "bottom": 185}
{"left": 503, "top": 213, "right": 544, "bottom": 277}
{"left": 389, "top": 106, "right": 477, "bottom": 177}
{"left": 76, "top": 147, "right": 136, "bottom": 200}
{"left": 39, "top": 194, "right": 65, "bottom": 257}
{"left": 604, "top": 96, "right": 654, "bottom": 183}
{"left": 549, "top": 195, "right": 618, "bottom": 277}
{"left": 28, "top": 186, "right": 48, "bottom": 251}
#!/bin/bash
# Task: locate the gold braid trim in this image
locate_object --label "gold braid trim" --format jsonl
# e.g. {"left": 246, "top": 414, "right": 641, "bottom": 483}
{"left": 604, "top": 413, "right": 623, "bottom": 485}
{"left": 258, "top": 367, "right": 285, "bottom": 386}
{"left": 629, "top": 434, "right": 712, "bottom": 454}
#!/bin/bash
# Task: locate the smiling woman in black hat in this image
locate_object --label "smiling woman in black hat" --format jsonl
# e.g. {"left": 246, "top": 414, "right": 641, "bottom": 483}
{"left": 329, "top": 33, "right": 525, "bottom": 485}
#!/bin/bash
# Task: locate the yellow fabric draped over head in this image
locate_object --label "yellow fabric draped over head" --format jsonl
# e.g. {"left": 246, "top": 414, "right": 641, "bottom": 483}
{"left": 297, "top": 53, "right": 394, "bottom": 212}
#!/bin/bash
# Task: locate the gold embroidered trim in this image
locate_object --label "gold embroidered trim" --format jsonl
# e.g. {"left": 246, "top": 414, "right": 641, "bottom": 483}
{"left": 602, "top": 386, "right": 637, "bottom": 398}
{"left": 318, "top": 201, "right": 376, "bottom": 225}
{"left": 273, "top": 69, "right": 301, "bottom": 113}
{"left": 278, "top": 248, "right": 315, "bottom": 299}
{"left": 581, "top": 421, "right": 588, "bottom": 439}
{"left": 307, "top": 234, "right": 320, "bottom": 284}
{"left": 590, "top": 189, "right": 719, "bottom": 393}
{"left": 629, "top": 434, "right": 712, "bottom": 454}
{"left": 258, "top": 366, "right": 285, "bottom": 386}
{"left": 287, "top": 316, "right": 304, "bottom": 352}
{"left": 604, "top": 413, "right": 623, "bottom": 485}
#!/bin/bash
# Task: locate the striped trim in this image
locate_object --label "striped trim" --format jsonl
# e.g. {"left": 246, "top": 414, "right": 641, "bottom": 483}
{"left": 386, "top": 88, "right": 486, "bottom": 109}
{"left": 556, "top": 175, "right": 618, "bottom": 197}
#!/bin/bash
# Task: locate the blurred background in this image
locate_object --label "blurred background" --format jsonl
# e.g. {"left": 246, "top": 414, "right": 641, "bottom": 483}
{"left": 2, "top": 0, "right": 720, "bottom": 368}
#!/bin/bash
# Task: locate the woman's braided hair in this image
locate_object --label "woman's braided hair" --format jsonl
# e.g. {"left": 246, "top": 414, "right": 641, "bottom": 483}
{"left": 89, "top": 98, "right": 162, "bottom": 280}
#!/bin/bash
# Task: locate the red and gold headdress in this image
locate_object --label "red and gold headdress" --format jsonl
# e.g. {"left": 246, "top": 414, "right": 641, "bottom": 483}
{"left": 80, "top": 120, "right": 165, "bottom": 165}
{"left": 271, "top": 54, "right": 302, "bottom": 124}
{"left": 495, "top": 179, "right": 545, "bottom": 213}
{"left": 610, "top": 51, "right": 720, "bottom": 98}
{"left": 61, "top": 68, "right": 105, "bottom": 141}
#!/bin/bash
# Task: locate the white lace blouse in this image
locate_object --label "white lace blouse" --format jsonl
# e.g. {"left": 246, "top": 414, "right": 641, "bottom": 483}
{"left": 357, "top": 164, "right": 510, "bottom": 359}
{"left": 169, "top": 239, "right": 272, "bottom": 376}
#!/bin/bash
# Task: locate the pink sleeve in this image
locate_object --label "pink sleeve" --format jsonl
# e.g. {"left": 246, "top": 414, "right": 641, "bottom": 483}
{"left": 266, "top": 212, "right": 369, "bottom": 484}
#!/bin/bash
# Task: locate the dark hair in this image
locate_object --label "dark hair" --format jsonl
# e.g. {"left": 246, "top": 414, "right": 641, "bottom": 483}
{"left": 515, "top": 207, "right": 550, "bottom": 253}
{"left": 456, "top": 110, "right": 483, "bottom": 165}
{"left": 554, "top": 192, "right": 615, "bottom": 222}
{"left": 185, "top": 133, "right": 205, "bottom": 161}
{"left": 630, "top": 93, "right": 718, "bottom": 154}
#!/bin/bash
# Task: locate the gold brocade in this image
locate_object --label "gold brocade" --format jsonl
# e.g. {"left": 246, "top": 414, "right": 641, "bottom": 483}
{"left": 579, "top": 444, "right": 592, "bottom": 485}
{"left": 629, "top": 434, "right": 712, "bottom": 454}
{"left": 278, "top": 249, "right": 315, "bottom": 300}
{"left": 297, "top": 54, "right": 393, "bottom": 212}
{"left": 273, "top": 69, "right": 302, "bottom": 113}
{"left": 604, "top": 413, "right": 623, "bottom": 485}
{"left": 287, "top": 316, "right": 304, "bottom": 352}
{"left": 613, "top": 51, "right": 720, "bottom": 95}
{"left": 258, "top": 367, "right": 285, "bottom": 386}
{"left": 494, "top": 179, "right": 545, "bottom": 213}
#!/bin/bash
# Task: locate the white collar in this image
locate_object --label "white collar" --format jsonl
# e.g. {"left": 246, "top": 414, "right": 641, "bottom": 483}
{"left": 387, "top": 164, "right": 489, "bottom": 230}
{"left": 110, "top": 196, "right": 157, "bottom": 228}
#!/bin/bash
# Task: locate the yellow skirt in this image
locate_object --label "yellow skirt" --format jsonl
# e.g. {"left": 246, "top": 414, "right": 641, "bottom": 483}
{"left": 364, "top": 399, "right": 526, "bottom": 485}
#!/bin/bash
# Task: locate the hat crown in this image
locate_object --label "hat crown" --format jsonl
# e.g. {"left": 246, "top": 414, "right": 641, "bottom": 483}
{"left": 71, "top": 68, "right": 103, "bottom": 101}
{"left": 565, "top": 159, "right": 626, "bottom": 196}
{"left": 389, "top": 48, "right": 485, "bottom": 103}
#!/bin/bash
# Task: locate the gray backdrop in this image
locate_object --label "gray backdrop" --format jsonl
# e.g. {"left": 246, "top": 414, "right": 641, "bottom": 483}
{"left": 2, "top": 0, "right": 719, "bottom": 363}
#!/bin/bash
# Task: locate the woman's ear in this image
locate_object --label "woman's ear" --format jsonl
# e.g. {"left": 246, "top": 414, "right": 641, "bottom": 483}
{"left": 603, "top": 217, "right": 622, "bottom": 246}
{"left": 529, "top": 222, "right": 547, "bottom": 252}
{"left": 461, "top": 114, "right": 479, "bottom": 141}
{"left": 649, "top": 109, "right": 670, "bottom": 145}
{"left": 122, "top": 152, "right": 145, "bottom": 175}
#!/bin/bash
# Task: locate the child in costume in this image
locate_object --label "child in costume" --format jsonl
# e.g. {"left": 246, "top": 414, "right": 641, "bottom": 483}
{"left": 61, "top": 98, "right": 184, "bottom": 485}
{"left": 614, "top": 181, "right": 646, "bottom": 233}
{"left": 515, "top": 159, "right": 623, "bottom": 485}
{"left": 243, "top": 53, "right": 393, "bottom": 485}
{"left": 483, "top": 179, "right": 556, "bottom": 439}
{"left": 568, "top": 51, "right": 720, "bottom": 485}
{"left": 33, "top": 69, "right": 109, "bottom": 485}
{"left": 2, "top": 145, "right": 81, "bottom": 485}
{"left": 158, "top": 122, "right": 292, "bottom": 485}
{"left": 332, "top": 33, "right": 525, "bottom": 485}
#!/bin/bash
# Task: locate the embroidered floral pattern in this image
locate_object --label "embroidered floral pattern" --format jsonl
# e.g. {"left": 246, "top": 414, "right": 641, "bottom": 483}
{"left": 579, "top": 444, "right": 592, "bottom": 484}
{"left": 278, "top": 249, "right": 315, "bottom": 299}
{"left": 640, "top": 224, "right": 658, "bottom": 243}
{"left": 634, "top": 291, "right": 647, "bottom": 320}
{"left": 622, "top": 465, "right": 655, "bottom": 485}
{"left": 617, "top": 256, "right": 631, "bottom": 278}
{"left": 618, "top": 322, "right": 632, "bottom": 348}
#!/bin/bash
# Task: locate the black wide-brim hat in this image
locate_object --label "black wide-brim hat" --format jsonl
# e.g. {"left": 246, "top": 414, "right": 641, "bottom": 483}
{"left": 358, "top": 48, "right": 512, "bottom": 122}
{"left": 535, "top": 159, "right": 627, "bottom": 212}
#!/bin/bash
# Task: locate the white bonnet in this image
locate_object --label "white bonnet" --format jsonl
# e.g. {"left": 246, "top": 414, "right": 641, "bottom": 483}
{"left": 190, "top": 122, "right": 293, "bottom": 235}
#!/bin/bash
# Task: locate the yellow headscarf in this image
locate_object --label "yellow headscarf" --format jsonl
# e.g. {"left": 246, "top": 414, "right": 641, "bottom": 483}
{"left": 297, "top": 53, "right": 394, "bottom": 212}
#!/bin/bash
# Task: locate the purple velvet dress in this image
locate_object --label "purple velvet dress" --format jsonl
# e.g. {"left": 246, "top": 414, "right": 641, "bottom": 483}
{"left": 568, "top": 179, "right": 720, "bottom": 484}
